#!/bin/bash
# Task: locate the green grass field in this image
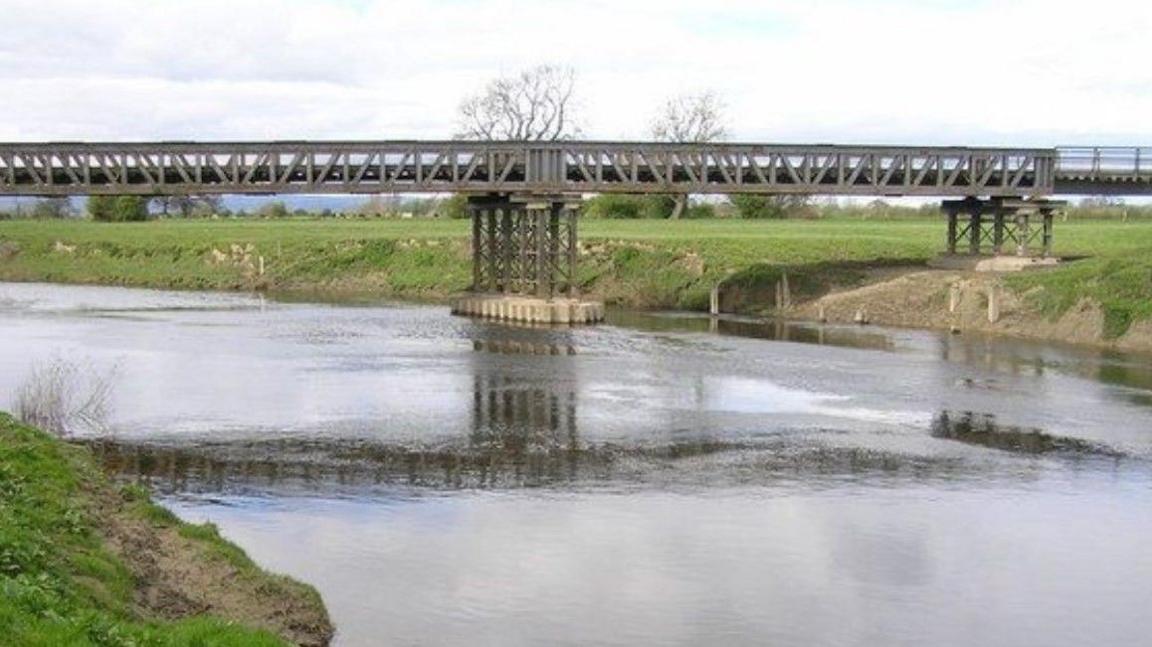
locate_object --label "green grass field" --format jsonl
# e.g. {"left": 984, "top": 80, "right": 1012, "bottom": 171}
{"left": 1, "top": 217, "right": 1150, "bottom": 333}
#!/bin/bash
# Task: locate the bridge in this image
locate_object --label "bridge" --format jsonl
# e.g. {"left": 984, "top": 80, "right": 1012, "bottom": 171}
{"left": 2, "top": 141, "right": 1150, "bottom": 197}
{"left": 2, "top": 141, "right": 1149, "bottom": 322}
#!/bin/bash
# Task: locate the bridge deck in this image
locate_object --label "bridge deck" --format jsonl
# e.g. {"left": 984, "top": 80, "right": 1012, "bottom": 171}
{"left": 0, "top": 141, "right": 1148, "bottom": 197}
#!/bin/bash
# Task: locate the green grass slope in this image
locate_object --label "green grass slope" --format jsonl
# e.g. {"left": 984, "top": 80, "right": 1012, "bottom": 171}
{"left": 0, "top": 413, "right": 328, "bottom": 646}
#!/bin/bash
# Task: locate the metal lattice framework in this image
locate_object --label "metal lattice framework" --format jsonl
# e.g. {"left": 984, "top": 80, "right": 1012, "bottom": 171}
{"left": 0, "top": 141, "right": 1066, "bottom": 197}
{"left": 942, "top": 198, "right": 1062, "bottom": 257}
{"left": 470, "top": 196, "right": 577, "bottom": 298}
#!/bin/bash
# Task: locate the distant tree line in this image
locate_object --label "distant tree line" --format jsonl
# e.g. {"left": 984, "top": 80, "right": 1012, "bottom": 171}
{"left": 0, "top": 195, "right": 1149, "bottom": 222}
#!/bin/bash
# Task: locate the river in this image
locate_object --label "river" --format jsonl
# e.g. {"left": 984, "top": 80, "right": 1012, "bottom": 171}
{"left": 1, "top": 281, "right": 1150, "bottom": 646}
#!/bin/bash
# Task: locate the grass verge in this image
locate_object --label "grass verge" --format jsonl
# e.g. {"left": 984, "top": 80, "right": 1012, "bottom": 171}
{"left": 0, "top": 412, "right": 332, "bottom": 646}
{"left": 1, "top": 217, "right": 1150, "bottom": 334}
{"left": 1006, "top": 254, "right": 1152, "bottom": 339}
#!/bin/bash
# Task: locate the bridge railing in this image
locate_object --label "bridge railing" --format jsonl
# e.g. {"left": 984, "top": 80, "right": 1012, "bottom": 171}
{"left": 1055, "top": 146, "right": 1152, "bottom": 178}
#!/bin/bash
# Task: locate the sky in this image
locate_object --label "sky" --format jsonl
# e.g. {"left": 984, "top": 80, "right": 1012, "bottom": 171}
{"left": 1, "top": 0, "right": 1151, "bottom": 146}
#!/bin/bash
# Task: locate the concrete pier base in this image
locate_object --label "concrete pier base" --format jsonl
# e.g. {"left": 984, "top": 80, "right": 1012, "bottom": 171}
{"left": 928, "top": 254, "right": 1060, "bottom": 272}
{"left": 450, "top": 294, "right": 605, "bottom": 324}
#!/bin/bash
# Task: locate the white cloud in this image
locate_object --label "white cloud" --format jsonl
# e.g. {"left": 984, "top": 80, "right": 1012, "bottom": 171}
{"left": 1, "top": 0, "right": 1150, "bottom": 144}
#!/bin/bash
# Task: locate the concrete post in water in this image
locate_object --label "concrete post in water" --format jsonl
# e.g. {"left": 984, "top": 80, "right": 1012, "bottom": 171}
{"left": 710, "top": 284, "right": 720, "bottom": 316}
{"left": 781, "top": 272, "right": 791, "bottom": 310}
{"left": 817, "top": 304, "right": 827, "bottom": 323}
{"left": 948, "top": 283, "right": 961, "bottom": 314}
{"left": 987, "top": 284, "right": 1001, "bottom": 324}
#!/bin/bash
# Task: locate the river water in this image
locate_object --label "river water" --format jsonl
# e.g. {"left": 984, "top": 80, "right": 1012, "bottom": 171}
{"left": 1, "top": 281, "right": 1150, "bottom": 646}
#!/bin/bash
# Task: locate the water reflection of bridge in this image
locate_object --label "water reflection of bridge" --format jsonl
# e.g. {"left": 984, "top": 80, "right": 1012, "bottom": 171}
{"left": 87, "top": 413, "right": 1046, "bottom": 496}
{"left": 84, "top": 315, "right": 1147, "bottom": 494}
{"left": 88, "top": 335, "right": 598, "bottom": 492}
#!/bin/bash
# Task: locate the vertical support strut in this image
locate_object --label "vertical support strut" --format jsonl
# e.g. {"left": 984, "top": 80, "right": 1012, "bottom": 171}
{"left": 567, "top": 205, "right": 578, "bottom": 298}
{"left": 500, "top": 206, "right": 514, "bottom": 292}
{"left": 1015, "top": 211, "right": 1030, "bottom": 257}
{"left": 547, "top": 203, "right": 561, "bottom": 298}
{"left": 471, "top": 206, "right": 482, "bottom": 290}
{"left": 946, "top": 208, "right": 958, "bottom": 255}
{"left": 1041, "top": 208, "right": 1054, "bottom": 257}
{"left": 486, "top": 208, "right": 498, "bottom": 292}
{"left": 992, "top": 211, "right": 1005, "bottom": 255}
{"left": 533, "top": 203, "right": 549, "bottom": 297}
{"left": 968, "top": 211, "right": 982, "bottom": 255}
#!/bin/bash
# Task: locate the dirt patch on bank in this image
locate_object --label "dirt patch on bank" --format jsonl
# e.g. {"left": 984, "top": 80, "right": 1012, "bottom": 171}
{"left": 789, "top": 269, "right": 1151, "bottom": 353}
{"left": 1118, "top": 319, "right": 1152, "bottom": 353}
{"left": 95, "top": 487, "right": 333, "bottom": 646}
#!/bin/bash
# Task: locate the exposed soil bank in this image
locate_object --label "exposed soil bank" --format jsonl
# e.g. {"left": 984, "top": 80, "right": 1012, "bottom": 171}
{"left": 781, "top": 269, "right": 1152, "bottom": 354}
{"left": 0, "top": 413, "right": 333, "bottom": 646}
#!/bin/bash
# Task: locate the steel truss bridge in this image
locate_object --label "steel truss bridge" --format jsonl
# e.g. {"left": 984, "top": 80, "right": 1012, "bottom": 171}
{"left": 0, "top": 141, "right": 1148, "bottom": 197}
{"left": 1, "top": 141, "right": 1148, "bottom": 312}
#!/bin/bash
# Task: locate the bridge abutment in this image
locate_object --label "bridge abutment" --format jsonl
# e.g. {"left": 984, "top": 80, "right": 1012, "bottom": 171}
{"left": 451, "top": 194, "right": 604, "bottom": 324}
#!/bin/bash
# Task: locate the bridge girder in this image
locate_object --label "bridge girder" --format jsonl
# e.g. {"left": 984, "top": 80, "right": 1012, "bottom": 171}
{"left": 0, "top": 141, "right": 1074, "bottom": 198}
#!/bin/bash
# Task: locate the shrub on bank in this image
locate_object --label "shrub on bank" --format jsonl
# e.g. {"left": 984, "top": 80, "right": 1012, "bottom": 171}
{"left": 584, "top": 194, "right": 677, "bottom": 219}
{"left": 88, "top": 196, "right": 149, "bottom": 222}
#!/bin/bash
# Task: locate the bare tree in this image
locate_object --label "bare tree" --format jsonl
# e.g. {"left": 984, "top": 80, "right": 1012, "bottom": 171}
{"left": 457, "top": 65, "right": 579, "bottom": 141}
{"left": 650, "top": 91, "right": 727, "bottom": 219}
{"left": 651, "top": 91, "right": 727, "bottom": 144}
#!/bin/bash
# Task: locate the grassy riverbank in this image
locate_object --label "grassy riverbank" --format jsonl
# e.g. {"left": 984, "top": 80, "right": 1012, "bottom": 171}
{"left": 0, "top": 413, "right": 332, "bottom": 646}
{"left": 1, "top": 217, "right": 1150, "bottom": 337}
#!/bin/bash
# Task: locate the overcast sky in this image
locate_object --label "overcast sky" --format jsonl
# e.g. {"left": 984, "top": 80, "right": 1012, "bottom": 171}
{"left": 2, "top": 0, "right": 1150, "bottom": 146}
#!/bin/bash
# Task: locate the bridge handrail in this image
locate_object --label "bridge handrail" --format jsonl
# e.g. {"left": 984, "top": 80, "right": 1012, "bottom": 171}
{"left": 0, "top": 140, "right": 1054, "bottom": 156}
{"left": 1056, "top": 146, "right": 1152, "bottom": 177}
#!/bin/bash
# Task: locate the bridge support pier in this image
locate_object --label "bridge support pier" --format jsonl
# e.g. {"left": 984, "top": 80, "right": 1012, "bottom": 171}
{"left": 941, "top": 197, "right": 1064, "bottom": 259}
{"left": 451, "top": 194, "right": 604, "bottom": 324}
